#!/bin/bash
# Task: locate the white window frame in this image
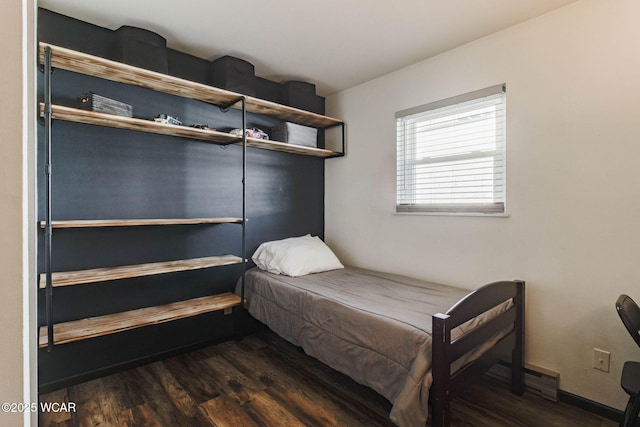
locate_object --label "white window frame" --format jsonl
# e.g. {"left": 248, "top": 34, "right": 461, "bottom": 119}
{"left": 396, "top": 84, "right": 506, "bottom": 215}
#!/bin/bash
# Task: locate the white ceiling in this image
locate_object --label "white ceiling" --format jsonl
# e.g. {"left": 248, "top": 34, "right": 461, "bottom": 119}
{"left": 39, "top": 0, "right": 577, "bottom": 96}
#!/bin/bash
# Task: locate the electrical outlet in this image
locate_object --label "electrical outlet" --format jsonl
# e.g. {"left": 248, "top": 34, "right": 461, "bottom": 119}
{"left": 223, "top": 307, "right": 233, "bottom": 315}
{"left": 592, "top": 348, "right": 610, "bottom": 372}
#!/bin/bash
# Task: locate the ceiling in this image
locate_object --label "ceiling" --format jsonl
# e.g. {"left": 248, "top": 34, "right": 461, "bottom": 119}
{"left": 38, "top": 0, "right": 578, "bottom": 96}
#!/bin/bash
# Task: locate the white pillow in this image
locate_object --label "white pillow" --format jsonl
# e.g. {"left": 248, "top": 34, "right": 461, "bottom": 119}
{"left": 252, "top": 234, "right": 344, "bottom": 277}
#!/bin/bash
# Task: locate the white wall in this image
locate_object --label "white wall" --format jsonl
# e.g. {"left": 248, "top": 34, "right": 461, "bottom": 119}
{"left": 326, "top": 0, "right": 640, "bottom": 410}
{"left": 0, "top": 0, "right": 37, "bottom": 425}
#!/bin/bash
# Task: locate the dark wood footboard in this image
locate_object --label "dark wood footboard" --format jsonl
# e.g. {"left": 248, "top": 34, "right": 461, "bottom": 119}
{"left": 431, "top": 280, "right": 525, "bottom": 427}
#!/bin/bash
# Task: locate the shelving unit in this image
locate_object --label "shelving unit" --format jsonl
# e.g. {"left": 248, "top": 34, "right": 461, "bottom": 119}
{"left": 38, "top": 41, "right": 345, "bottom": 351}
{"left": 39, "top": 43, "right": 345, "bottom": 157}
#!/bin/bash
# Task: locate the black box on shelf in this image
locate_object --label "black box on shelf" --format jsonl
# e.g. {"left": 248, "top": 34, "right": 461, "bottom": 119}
{"left": 255, "top": 77, "right": 282, "bottom": 104}
{"left": 114, "top": 26, "right": 168, "bottom": 73}
{"left": 167, "top": 49, "right": 209, "bottom": 84}
{"left": 281, "top": 81, "right": 325, "bottom": 115}
{"left": 208, "top": 55, "right": 256, "bottom": 96}
{"left": 78, "top": 92, "right": 133, "bottom": 117}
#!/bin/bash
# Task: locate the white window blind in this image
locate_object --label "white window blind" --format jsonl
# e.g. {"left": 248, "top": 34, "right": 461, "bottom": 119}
{"left": 396, "top": 84, "right": 506, "bottom": 214}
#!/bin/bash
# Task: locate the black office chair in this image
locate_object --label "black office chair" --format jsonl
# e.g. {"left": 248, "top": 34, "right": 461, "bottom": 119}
{"left": 616, "top": 294, "right": 640, "bottom": 427}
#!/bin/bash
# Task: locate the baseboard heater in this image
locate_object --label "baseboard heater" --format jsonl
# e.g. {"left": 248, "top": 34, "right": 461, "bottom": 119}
{"left": 486, "top": 362, "right": 559, "bottom": 402}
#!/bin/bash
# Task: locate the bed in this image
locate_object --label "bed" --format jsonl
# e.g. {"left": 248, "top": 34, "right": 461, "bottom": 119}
{"left": 236, "top": 236, "right": 525, "bottom": 427}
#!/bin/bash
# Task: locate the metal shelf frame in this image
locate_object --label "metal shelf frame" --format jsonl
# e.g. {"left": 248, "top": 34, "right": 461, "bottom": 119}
{"left": 39, "top": 43, "right": 344, "bottom": 350}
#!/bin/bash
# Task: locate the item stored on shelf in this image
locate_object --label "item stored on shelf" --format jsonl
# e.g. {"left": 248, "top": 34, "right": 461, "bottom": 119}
{"left": 114, "top": 26, "right": 168, "bottom": 73}
{"left": 209, "top": 55, "right": 256, "bottom": 96}
{"left": 78, "top": 92, "right": 133, "bottom": 118}
{"left": 189, "top": 124, "right": 215, "bottom": 131}
{"left": 281, "top": 81, "right": 325, "bottom": 115}
{"left": 255, "top": 77, "right": 283, "bottom": 104}
{"left": 271, "top": 122, "right": 317, "bottom": 148}
{"left": 154, "top": 114, "right": 182, "bottom": 126}
{"left": 230, "top": 127, "right": 269, "bottom": 140}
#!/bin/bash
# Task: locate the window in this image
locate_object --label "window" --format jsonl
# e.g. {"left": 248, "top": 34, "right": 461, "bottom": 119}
{"left": 396, "top": 84, "right": 506, "bottom": 215}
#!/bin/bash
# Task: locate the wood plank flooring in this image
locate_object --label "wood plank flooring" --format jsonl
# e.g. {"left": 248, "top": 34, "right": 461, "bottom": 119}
{"left": 40, "top": 329, "right": 618, "bottom": 426}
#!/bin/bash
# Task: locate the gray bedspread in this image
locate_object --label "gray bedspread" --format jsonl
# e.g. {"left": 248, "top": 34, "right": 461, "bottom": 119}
{"left": 237, "top": 266, "right": 508, "bottom": 427}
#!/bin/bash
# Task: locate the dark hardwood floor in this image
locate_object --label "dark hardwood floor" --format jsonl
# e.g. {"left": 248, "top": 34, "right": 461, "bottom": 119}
{"left": 40, "top": 328, "right": 617, "bottom": 426}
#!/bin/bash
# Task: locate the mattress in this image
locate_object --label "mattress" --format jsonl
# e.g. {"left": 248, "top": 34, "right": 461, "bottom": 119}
{"left": 237, "top": 266, "right": 510, "bottom": 427}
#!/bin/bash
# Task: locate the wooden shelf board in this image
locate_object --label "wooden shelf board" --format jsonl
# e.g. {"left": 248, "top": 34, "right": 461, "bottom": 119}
{"left": 39, "top": 255, "right": 243, "bottom": 289}
{"left": 243, "top": 96, "right": 342, "bottom": 128}
{"left": 39, "top": 217, "right": 243, "bottom": 229}
{"left": 39, "top": 292, "right": 241, "bottom": 348}
{"left": 42, "top": 104, "right": 239, "bottom": 145}
{"left": 39, "top": 42, "right": 343, "bottom": 129}
{"left": 243, "top": 137, "right": 339, "bottom": 158}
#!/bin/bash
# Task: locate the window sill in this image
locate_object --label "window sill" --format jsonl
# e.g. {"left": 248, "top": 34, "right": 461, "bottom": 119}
{"left": 394, "top": 211, "right": 510, "bottom": 218}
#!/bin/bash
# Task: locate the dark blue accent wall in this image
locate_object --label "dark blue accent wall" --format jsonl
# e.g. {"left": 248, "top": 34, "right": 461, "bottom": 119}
{"left": 37, "top": 9, "right": 325, "bottom": 391}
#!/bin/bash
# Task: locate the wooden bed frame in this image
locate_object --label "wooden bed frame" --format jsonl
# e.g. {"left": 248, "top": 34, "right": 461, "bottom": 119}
{"left": 240, "top": 267, "right": 525, "bottom": 427}
{"left": 430, "top": 280, "right": 525, "bottom": 427}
